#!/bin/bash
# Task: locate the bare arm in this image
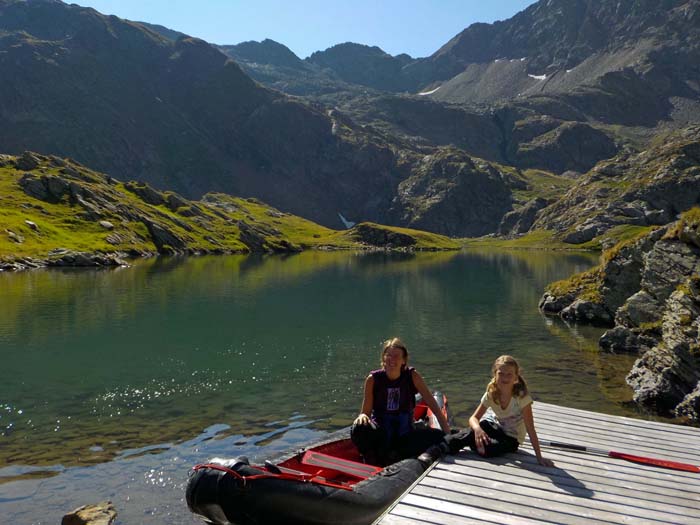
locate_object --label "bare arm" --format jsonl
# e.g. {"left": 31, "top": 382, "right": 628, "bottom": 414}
{"left": 522, "top": 403, "right": 554, "bottom": 467}
{"left": 468, "top": 403, "right": 489, "bottom": 454}
{"left": 412, "top": 370, "right": 451, "bottom": 433}
{"left": 353, "top": 375, "right": 374, "bottom": 426}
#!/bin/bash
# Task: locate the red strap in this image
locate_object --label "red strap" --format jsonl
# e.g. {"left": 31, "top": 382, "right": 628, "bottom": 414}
{"left": 192, "top": 463, "right": 355, "bottom": 491}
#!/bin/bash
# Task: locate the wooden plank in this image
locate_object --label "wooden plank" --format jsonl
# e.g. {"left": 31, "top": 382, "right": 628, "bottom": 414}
{"left": 534, "top": 426, "right": 700, "bottom": 463}
{"left": 397, "top": 494, "right": 552, "bottom": 525}
{"left": 533, "top": 412, "right": 700, "bottom": 454}
{"left": 519, "top": 446, "right": 700, "bottom": 486}
{"left": 534, "top": 403, "right": 700, "bottom": 437}
{"left": 442, "top": 457, "right": 700, "bottom": 505}
{"left": 385, "top": 505, "right": 490, "bottom": 525}
{"left": 533, "top": 413, "right": 700, "bottom": 458}
{"left": 425, "top": 468, "right": 698, "bottom": 524}
{"left": 377, "top": 402, "right": 700, "bottom": 525}
{"left": 410, "top": 485, "right": 656, "bottom": 525}
{"left": 388, "top": 503, "right": 503, "bottom": 525}
{"left": 452, "top": 451, "right": 700, "bottom": 494}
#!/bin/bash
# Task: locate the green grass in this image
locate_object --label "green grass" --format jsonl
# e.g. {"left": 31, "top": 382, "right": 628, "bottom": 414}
{"left": 461, "top": 230, "right": 584, "bottom": 250}
{"left": 545, "top": 267, "right": 603, "bottom": 303}
{"left": 664, "top": 207, "right": 700, "bottom": 240}
{"left": 0, "top": 154, "right": 460, "bottom": 262}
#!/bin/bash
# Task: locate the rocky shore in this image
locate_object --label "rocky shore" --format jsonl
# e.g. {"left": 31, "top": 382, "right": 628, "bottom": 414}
{"left": 540, "top": 210, "right": 700, "bottom": 422}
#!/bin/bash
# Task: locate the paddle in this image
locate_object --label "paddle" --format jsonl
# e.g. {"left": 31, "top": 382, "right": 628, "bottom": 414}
{"left": 540, "top": 440, "right": 700, "bottom": 473}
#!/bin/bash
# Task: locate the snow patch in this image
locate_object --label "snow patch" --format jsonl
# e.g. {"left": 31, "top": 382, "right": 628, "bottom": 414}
{"left": 520, "top": 57, "right": 527, "bottom": 61}
{"left": 494, "top": 59, "right": 502, "bottom": 63}
{"left": 418, "top": 86, "right": 441, "bottom": 96}
{"left": 338, "top": 212, "right": 355, "bottom": 229}
{"left": 528, "top": 74, "right": 547, "bottom": 81}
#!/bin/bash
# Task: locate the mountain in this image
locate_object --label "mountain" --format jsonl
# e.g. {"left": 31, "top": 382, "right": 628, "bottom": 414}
{"left": 0, "top": 0, "right": 544, "bottom": 236}
{"left": 218, "top": 39, "right": 362, "bottom": 96}
{"left": 216, "top": 1, "right": 699, "bottom": 176}
{"left": 306, "top": 43, "right": 415, "bottom": 92}
{"left": 424, "top": 0, "right": 700, "bottom": 127}
{"left": 532, "top": 126, "right": 700, "bottom": 244}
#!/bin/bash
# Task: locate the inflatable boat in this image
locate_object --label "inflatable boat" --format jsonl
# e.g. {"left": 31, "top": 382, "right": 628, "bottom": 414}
{"left": 186, "top": 392, "right": 450, "bottom": 525}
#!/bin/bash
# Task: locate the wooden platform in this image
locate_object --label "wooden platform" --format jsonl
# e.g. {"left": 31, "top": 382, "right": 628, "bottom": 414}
{"left": 375, "top": 402, "right": 700, "bottom": 525}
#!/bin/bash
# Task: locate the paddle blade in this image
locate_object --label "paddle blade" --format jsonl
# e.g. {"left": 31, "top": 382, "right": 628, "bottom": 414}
{"left": 608, "top": 451, "right": 700, "bottom": 473}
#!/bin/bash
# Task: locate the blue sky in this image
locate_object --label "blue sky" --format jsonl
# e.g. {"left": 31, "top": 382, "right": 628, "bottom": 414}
{"left": 71, "top": 0, "right": 537, "bottom": 59}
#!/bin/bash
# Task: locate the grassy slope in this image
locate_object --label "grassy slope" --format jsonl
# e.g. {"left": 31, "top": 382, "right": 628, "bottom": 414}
{"left": 0, "top": 154, "right": 458, "bottom": 260}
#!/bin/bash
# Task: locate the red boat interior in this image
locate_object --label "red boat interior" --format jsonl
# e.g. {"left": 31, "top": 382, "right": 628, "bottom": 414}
{"left": 271, "top": 397, "right": 442, "bottom": 488}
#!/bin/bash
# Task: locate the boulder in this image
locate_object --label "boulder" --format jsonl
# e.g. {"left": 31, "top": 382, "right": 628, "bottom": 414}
{"left": 124, "top": 182, "right": 166, "bottom": 206}
{"left": 6, "top": 230, "right": 24, "bottom": 243}
{"left": 599, "top": 325, "right": 658, "bottom": 354}
{"left": 141, "top": 219, "right": 188, "bottom": 253}
{"left": 641, "top": 240, "right": 700, "bottom": 301}
{"left": 560, "top": 299, "right": 613, "bottom": 325}
{"left": 599, "top": 227, "right": 664, "bottom": 314}
{"left": 19, "top": 174, "right": 70, "bottom": 203}
{"left": 349, "top": 223, "right": 416, "bottom": 248}
{"left": 62, "top": 501, "right": 116, "bottom": 525}
{"left": 615, "top": 290, "right": 663, "bottom": 328}
{"left": 237, "top": 220, "right": 294, "bottom": 253}
{"left": 538, "top": 291, "right": 577, "bottom": 315}
{"left": 675, "top": 383, "right": 700, "bottom": 420}
{"left": 16, "top": 151, "right": 40, "bottom": 171}
{"left": 625, "top": 277, "right": 700, "bottom": 419}
{"left": 626, "top": 345, "right": 700, "bottom": 416}
{"left": 562, "top": 219, "right": 606, "bottom": 244}
{"left": 165, "top": 192, "right": 189, "bottom": 212}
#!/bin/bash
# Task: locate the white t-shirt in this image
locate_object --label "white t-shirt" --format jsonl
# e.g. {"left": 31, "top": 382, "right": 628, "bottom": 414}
{"left": 480, "top": 391, "right": 533, "bottom": 444}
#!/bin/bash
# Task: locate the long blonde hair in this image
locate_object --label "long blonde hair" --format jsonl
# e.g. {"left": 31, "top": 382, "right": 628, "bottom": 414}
{"left": 486, "top": 355, "right": 528, "bottom": 403}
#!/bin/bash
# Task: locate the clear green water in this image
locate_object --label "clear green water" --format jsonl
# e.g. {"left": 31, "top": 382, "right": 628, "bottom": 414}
{"left": 0, "top": 250, "right": 644, "bottom": 523}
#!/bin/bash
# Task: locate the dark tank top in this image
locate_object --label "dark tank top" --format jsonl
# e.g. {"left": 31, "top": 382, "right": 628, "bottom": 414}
{"left": 371, "top": 367, "right": 417, "bottom": 439}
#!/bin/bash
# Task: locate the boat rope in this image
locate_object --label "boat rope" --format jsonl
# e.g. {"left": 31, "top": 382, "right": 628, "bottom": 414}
{"left": 192, "top": 463, "right": 355, "bottom": 491}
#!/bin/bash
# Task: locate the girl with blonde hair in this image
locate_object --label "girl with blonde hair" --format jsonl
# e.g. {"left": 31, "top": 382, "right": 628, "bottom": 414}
{"left": 465, "top": 355, "right": 553, "bottom": 465}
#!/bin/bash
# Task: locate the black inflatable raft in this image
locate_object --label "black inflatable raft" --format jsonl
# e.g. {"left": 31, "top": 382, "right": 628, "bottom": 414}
{"left": 186, "top": 392, "right": 450, "bottom": 525}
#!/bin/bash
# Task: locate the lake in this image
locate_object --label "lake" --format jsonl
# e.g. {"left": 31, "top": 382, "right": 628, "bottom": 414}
{"left": 0, "top": 249, "right": 646, "bottom": 524}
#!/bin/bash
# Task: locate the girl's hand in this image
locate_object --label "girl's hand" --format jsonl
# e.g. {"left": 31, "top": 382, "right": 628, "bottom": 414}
{"left": 474, "top": 428, "right": 490, "bottom": 455}
{"left": 354, "top": 413, "right": 371, "bottom": 426}
{"left": 538, "top": 456, "right": 554, "bottom": 467}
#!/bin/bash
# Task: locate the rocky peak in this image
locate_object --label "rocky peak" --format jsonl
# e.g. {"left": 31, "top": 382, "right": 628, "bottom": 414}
{"left": 221, "top": 39, "right": 305, "bottom": 69}
{"left": 426, "top": 0, "right": 692, "bottom": 77}
{"left": 306, "top": 42, "right": 416, "bottom": 92}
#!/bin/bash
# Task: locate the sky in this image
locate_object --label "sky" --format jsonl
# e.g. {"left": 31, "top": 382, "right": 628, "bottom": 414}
{"left": 69, "top": 0, "right": 537, "bottom": 59}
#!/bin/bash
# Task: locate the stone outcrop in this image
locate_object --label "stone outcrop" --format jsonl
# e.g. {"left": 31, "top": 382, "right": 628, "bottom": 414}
{"left": 626, "top": 277, "right": 700, "bottom": 418}
{"left": 62, "top": 501, "right": 116, "bottom": 525}
{"left": 533, "top": 127, "right": 700, "bottom": 244}
{"left": 47, "top": 249, "right": 128, "bottom": 268}
{"left": 388, "top": 149, "right": 514, "bottom": 237}
{"left": 499, "top": 197, "right": 549, "bottom": 237}
{"left": 348, "top": 223, "right": 417, "bottom": 248}
{"left": 540, "top": 211, "right": 700, "bottom": 420}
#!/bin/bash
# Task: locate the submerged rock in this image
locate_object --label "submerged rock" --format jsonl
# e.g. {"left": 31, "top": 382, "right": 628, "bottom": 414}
{"left": 62, "top": 501, "right": 116, "bottom": 525}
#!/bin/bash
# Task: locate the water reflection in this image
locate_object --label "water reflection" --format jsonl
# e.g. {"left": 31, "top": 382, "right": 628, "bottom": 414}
{"left": 1, "top": 249, "right": 642, "bottom": 480}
